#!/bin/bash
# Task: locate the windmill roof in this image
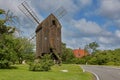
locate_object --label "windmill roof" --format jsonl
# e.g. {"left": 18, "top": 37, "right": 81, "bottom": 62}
{"left": 35, "top": 13, "right": 61, "bottom": 33}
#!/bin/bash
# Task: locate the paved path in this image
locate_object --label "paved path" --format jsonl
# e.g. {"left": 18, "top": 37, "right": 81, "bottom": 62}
{"left": 81, "top": 65, "right": 120, "bottom": 80}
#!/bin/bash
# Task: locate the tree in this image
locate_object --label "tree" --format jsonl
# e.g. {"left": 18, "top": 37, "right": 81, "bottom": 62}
{"left": 0, "top": 9, "right": 35, "bottom": 68}
{"left": 61, "top": 43, "right": 75, "bottom": 63}
{"left": 0, "top": 9, "right": 5, "bottom": 14}
{"left": 0, "top": 9, "right": 16, "bottom": 68}
{"left": 14, "top": 37, "right": 34, "bottom": 64}
{"left": 0, "top": 9, "right": 16, "bottom": 35}
{"left": 85, "top": 42, "right": 99, "bottom": 54}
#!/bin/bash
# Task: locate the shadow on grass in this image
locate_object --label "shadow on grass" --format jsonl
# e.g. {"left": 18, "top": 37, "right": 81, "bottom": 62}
{"left": 9, "top": 66, "right": 18, "bottom": 69}
{"left": 0, "top": 66, "right": 18, "bottom": 69}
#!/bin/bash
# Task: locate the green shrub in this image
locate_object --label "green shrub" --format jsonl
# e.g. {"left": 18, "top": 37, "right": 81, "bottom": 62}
{"left": 72, "top": 58, "right": 86, "bottom": 64}
{"left": 29, "top": 54, "right": 54, "bottom": 71}
{"left": 88, "top": 57, "right": 97, "bottom": 65}
{"left": 114, "top": 62, "right": 120, "bottom": 66}
{"left": 77, "top": 58, "right": 86, "bottom": 64}
{"left": 0, "top": 60, "right": 10, "bottom": 69}
{"left": 106, "top": 62, "right": 115, "bottom": 65}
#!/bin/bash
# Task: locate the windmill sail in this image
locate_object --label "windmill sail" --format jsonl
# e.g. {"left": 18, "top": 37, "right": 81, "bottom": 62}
{"left": 18, "top": 1, "right": 40, "bottom": 24}
{"left": 29, "top": 32, "right": 36, "bottom": 41}
{"left": 53, "top": 7, "right": 67, "bottom": 19}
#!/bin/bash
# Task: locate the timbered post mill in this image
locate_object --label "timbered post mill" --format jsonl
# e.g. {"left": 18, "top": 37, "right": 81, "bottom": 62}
{"left": 35, "top": 14, "right": 62, "bottom": 63}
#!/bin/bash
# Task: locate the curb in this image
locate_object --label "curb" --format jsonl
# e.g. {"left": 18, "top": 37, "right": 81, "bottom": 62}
{"left": 89, "top": 71, "right": 100, "bottom": 80}
{"left": 81, "top": 66, "right": 100, "bottom": 80}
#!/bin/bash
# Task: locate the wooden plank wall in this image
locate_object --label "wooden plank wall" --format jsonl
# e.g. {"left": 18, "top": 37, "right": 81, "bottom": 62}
{"left": 36, "top": 14, "right": 62, "bottom": 58}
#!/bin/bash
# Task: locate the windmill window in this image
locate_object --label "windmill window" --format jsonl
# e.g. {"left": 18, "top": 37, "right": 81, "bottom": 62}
{"left": 78, "top": 54, "right": 80, "bottom": 56}
{"left": 57, "top": 38, "right": 59, "bottom": 41}
{"left": 52, "top": 20, "right": 56, "bottom": 25}
{"left": 45, "top": 37, "right": 47, "bottom": 40}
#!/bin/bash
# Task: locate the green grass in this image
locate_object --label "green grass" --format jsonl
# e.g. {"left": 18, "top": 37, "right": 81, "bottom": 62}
{"left": 0, "top": 64, "right": 94, "bottom": 80}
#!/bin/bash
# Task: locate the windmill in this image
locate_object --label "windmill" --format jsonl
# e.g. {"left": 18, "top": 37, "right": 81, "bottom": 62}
{"left": 18, "top": 1, "right": 67, "bottom": 63}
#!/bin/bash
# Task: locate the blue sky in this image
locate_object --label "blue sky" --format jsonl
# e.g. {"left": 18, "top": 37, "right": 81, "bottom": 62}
{"left": 0, "top": 0, "right": 120, "bottom": 50}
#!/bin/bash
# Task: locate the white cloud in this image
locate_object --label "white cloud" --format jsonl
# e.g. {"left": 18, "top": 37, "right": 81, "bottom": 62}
{"left": 73, "top": 18, "right": 102, "bottom": 34}
{"left": 115, "top": 30, "right": 120, "bottom": 38}
{"left": 80, "top": 0, "right": 92, "bottom": 6}
{"left": 63, "top": 37, "right": 93, "bottom": 49}
{"left": 63, "top": 17, "right": 120, "bottom": 50}
{"left": 31, "top": 0, "right": 92, "bottom": 15}
{"left": 62, "top": 17, "right": 118, "bottom": 49}
{"left": 98, "top": 36, "right": 120, "bottom": 50}
{"left": 0, "top": 0, "right": 25, "bottom": 16}
{"left": 95, "top": 0, "right": 120, "bottom": 28}
{"left": 99, "top": 0, "right": 120, "bottom": 19}
{"left": 99, "top": 37, "right": 114, "bottom": 44}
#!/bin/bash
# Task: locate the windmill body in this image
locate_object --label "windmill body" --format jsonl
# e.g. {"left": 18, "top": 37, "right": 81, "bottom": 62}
{"left": 35, "top": 14, "right": 62, "bottom": 59}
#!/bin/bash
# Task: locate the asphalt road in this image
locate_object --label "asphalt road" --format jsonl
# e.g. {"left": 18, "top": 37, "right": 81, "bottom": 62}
{"left": 81, "top": 65, "right": 120, "bottom": 80}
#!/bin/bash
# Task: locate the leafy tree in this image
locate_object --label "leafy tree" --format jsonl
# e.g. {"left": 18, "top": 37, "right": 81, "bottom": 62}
{"left": 0, "top": 9, "right": 16, "bottom": 35}
{"left": 0, "top": 9, "right": 34, "bottom": 68}
{"left": 61, "top": 43, "right": 75, "bottom": 63}
{"left": 0, "top": 9, "right": 17, "bottom": 68}
{"left": 0, "top": 9, "right": 5, "bottom": 14}
{"left": 0, "top": 35, "right": 17, "bottom": 68}
{"left": 85, "top": 42, "right": 99, "bottom": 54}
{"left": 13, "top": 37, "right": 34, "bottom": 64}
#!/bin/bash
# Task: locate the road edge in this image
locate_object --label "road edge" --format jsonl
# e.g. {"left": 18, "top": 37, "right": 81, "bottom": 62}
{"left": 80, "top": 65, "right": 100, "bottom": 80}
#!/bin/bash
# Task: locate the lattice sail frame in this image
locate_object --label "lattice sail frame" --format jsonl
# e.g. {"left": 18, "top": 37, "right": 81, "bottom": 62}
{"left": 18, "top": 1, "right": 40, "bottom": 24}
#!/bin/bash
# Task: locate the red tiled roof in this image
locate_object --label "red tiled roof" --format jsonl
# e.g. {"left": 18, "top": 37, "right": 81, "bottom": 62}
{"left": 73, "top": 49, "right": 88, "bottom": 58}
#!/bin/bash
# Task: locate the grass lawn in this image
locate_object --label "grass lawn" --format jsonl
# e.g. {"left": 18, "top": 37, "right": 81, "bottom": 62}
{"left": 0, "top": 64, "right": 94, "bottom": 80}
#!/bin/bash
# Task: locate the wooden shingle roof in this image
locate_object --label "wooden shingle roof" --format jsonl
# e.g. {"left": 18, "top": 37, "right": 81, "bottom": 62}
{"left": 35, "top": 13, "right": 61, "bottom": 33}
